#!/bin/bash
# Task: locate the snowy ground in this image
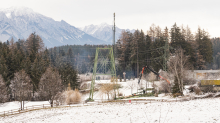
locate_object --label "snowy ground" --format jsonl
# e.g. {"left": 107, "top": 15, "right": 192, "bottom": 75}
{"left": 1, "top": 79, "right": 220, "bottom": 122}
{"left": 1, "top": 98, "right": 220, "bottom": 123}
{"left": 83, "top": 78, "right": 154, "bottom": 101}
{"left": 0, "top": 101, "right": 50, "bottom": 112}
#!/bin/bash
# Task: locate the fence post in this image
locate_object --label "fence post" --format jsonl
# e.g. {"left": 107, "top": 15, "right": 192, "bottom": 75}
{"left": 4, "top": 111, "right": 5, "bottom": 117}
{"left": 43, "top": 104, "right": 44, "bottom": 109}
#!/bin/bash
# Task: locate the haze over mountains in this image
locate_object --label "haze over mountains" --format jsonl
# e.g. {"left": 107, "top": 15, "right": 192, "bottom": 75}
{"left": 0, "top": 7, "right": 134, "bottom": 48}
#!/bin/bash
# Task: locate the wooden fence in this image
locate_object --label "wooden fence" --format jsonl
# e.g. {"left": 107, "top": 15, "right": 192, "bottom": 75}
{"left": 0, "top": 98, "right": 189, "bottom": 117}
{"left": 0, "top": 104, "right": 51, "bottom": 117}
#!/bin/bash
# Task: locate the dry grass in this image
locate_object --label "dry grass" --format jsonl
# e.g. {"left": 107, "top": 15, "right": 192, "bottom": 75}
{"left": 55, "top": 89, "right": 82, "bottom": 105}
{"left": 99, "top": 83, "right": 115, "bottom": 100}
{"left": 65, "top": 89, "right": 82, "bottom": 104}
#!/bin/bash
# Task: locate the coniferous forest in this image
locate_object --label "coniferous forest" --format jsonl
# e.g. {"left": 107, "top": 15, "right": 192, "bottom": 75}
{"left": 116, "top": 23, "right": 213, "bottom": 78}
{"left": 0, "top": 23, "right": 216, "bottom": 102}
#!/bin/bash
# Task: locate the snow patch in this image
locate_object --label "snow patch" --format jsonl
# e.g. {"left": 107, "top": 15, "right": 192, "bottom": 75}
{"left": 5, "top": 12, "right": 11, "bottom": 18}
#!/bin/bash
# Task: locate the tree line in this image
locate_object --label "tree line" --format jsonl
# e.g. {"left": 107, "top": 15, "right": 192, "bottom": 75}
{"left": 116, "top": 23, "right": 213, "bottom": 78}
{"left": 47, "top": 23, "right": 214, "bottom": 79}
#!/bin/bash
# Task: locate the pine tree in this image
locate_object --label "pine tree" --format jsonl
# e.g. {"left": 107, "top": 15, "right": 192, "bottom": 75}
{"left": 0, "top": 74, "right": 8, "bottom": 103}
{"left": 0, "top": 55, "right": 9, "bottom": 86}
{"left": 58, "top": 63, "right": 79, "bottom": 89}
{"left": 130, "top": 30, "right": 140, "bottom": 77}
{"left": 30, "top": 54, "right": 46, "bottom": 95}
{"left": 116, "top": 30, "right": 132, "bottom": 76}
{"left": 170, "top": 23, "right": 195, "bottom": 67}
{"left": 138, "top": 30, "right": 146, "bottom": 71}
{"left": 26, "top": 33, "right": 44, "bottom": 62}
{"left": 170, "top": 23, "right": 182, "bottom": 48}
{"left": 195, "top": 27, "right": 213, "bottom": 69}
{"left": 145, "top": 35, "right": 152, "bottom": 65}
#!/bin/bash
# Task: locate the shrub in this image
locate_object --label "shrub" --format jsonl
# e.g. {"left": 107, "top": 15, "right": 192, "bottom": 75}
{"left": 66, "top": 89, "right": 81, "bottom": 104}
{"left": 99, "top": 83, "right": 114, "bottom": 100}
{"left": 54, "top": 89, "right": 82, "bottom": 105}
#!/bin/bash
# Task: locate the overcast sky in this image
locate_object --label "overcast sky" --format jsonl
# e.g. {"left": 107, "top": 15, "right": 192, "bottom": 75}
{"left": 0, "top": 0, "right": 220, "bottom": 37}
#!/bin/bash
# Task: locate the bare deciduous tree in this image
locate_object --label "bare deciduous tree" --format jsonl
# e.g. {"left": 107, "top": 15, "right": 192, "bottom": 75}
{"left": 127, "top": 81, "right": 136, "bottom": 95}
{"left": 0, "top": 75, "right": 8, "bottom": 103}
{"left": 99, "top": 83, "right": 114, "bottom": 100}
{"left": 38, "top": 67, "right": 63, "bottom": 107}
{"left": 168, "top": 48, "right": 191, "bottom": 94}
{"left": 10, "top": 70, "right": 32, "bottom": 109}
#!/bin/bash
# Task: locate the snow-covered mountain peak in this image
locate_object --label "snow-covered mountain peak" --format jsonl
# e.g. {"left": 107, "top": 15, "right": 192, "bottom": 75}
{"left": 99, "top": 22, "right": 110, "bottom": 27}
{"left": 1, "top": 6, "right": 35, "bottom": 17}
{"left": 80, "top": 23, "right": 134, "bottom": 43}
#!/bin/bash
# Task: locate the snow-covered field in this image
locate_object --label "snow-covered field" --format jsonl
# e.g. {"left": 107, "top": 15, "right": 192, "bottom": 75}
{"left": 1, "top": 79, "right": 220, "bottom": 122}
{"left": 0, "top": 101, "right": 50, "bottom": 112}
{"left": 82, "top": 78, "right": 154, "bottom": 101}
{"left": 1, "top": 98, "right": 220, "bottom": 123}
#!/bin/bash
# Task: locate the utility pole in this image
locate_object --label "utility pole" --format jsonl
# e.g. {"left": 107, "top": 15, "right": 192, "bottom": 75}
{"left": 113, "top": 13, "right": 115, "bottom": 46}
{"left": 113, "top": 13, "right": 116, "bottom": 59}
{"left": 137, "top": 38, "right": 139, "bottom": 78}
{"left": 112, "top": 12, "right": 116, "bottom": 78}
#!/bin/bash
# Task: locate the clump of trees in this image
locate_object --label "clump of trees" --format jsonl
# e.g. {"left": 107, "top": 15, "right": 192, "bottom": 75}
{"left": 0, "top": 33, "right": 79, "bottom": 103}
{"left": 168, "top": 48, "right": 191, "bottom": 94}
{"left": 99, "top": 83, "right": 115, "bottom": 100}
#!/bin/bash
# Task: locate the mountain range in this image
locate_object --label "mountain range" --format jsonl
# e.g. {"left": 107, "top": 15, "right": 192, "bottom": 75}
{"left": 79, "top": 23, "right": 135, "bottom": 43}
{"left": 0, "top": 7, "right": 134, "bottom": 47}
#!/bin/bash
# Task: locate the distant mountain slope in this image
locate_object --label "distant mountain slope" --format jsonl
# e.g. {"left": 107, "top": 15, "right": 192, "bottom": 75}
{"left": 0, "top": 7, "right": 105, "bottom": 47}
{"left": 79, "top": 23, "right": 135, "bottom": 43}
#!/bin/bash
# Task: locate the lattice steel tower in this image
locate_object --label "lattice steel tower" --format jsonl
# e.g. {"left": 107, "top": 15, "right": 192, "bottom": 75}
{"left": 89, "top": 13, "right": 116, "bottom": 101}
